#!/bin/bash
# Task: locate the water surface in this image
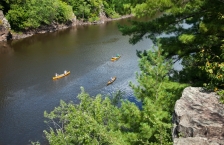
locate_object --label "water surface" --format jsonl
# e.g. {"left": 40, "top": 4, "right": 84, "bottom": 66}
{"left": 0, "top": 18, "right": 153, "bottom": 145}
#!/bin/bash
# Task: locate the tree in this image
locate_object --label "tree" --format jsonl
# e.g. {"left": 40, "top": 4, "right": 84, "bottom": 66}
{"left": 127, "top": 47, "right": 187, "bottom": 144}
{"left": 6, "top": 0, "right": 74, "bottom": 31}
{"left": 0, "top": 0, "right": 26, "bottom": 14}
{"left": 119, "top": 0, "right": 224, "bottom": 90}
{"left": 43, "top": 47, "right": 187, "bottom": 145}
{"left": 79, "top": 1, "right": 91, "bottom": 20}
{"left": 63, "top": 0, "right": 85, "bottom": 19}
{"left": 44, "top": 88, "right": 128, "bottom": 145}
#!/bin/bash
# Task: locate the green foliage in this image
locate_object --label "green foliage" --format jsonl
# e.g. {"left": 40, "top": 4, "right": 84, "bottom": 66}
{"left": 63, "top": 0, "right": 139, "bottom": 21}
{"left": 88, "top": 13, "right": 100, "bottom": 22}
{"left": 131, "top": 46, "right": 172, "bottom": 101}
{"left": 78, "top": 1, "right": 91, "bottom": 20}
{"left": 119, "top": 0, "right": 224, "bottom": 90}
{"left": 5, "top": 5, "right": 27, "bottom": 30}
{"left": 178, "top": 34, "right": 195, "bottom": 44}
{"left": 129, "top": 47, "right": 187, "bottom": 144}
{"left": 199, "top": 50, "right": 224, "bottom": 90}
{"left": 103, "top": 0, "right": 128, "bottom": 18}
{"left": 110, "top": 12, "right": 120, "bottom": 19}
{"left": 105, "top": 7, "right": 117, "bottom": 18}
{"left": 6, "top": 0, "right": 73, "bottom": 31}
{"left": 44, "top": 87, "right": 127, "bottom": 145}
{"left": 0, "top": 0, "right": 25, "bottom": 14}
{"left": 217, "top": 90, "right": 224, "bottom": 104}
{"left": 43, "top": 48, "right": 187, "bottom": 145}
{"left": 88, "top": 0, "right": 103, "bottom": 18}
{"left": 0, "top": 4, "right": 3, "bottom": 10}
{"left": 54, "top": 1, "right": 74, "bottom": 23}
{"left": 4, "top": 0, "right": 145, "bottom": 30}
{"left": 62, "top": 0, "right": 86, "bottom": 20}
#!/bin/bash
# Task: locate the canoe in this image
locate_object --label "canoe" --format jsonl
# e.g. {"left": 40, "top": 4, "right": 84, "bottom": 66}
{"left": 111, "top": 55, "right": 121, "bottom": 61}
{"left": 107, "top": 77, "right": 116, "bottom": 86}
{"left": 53, "top": 71, "right": 70, "bottom": 80}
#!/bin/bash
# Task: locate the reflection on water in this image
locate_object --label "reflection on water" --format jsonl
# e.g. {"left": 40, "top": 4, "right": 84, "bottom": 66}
{"left": 0, "top": 42, "right": 14, "bottom": 54}
{"left": 0, "top": 18, "right": 153, "bottom": 145}
{"left": 102, "top": 38, "right": 119, "bottom": 44}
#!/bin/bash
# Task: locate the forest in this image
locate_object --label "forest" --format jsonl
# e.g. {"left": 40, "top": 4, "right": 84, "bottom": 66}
{"left": 0, "top": 0, "right": 137, "bottom": 31}
{"left": 1, "top": 0, "right": 223, "bottom": 144}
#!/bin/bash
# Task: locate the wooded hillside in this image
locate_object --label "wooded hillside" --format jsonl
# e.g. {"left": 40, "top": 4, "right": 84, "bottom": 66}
{"left": 0, "top": 0, "right": 139, "bottom": 31}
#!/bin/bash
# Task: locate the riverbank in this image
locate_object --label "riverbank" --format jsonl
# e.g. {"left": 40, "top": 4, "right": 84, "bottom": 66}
{"left": 4, "top": 14, "right": 133, "bottom": 42}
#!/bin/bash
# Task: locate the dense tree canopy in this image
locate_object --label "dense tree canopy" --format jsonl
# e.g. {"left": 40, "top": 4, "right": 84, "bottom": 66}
{"left": 119, "top": 0, "right": 224, "bottom": 90}
{"left": 5, "top": 0, "right": 74, "bottom": 31}
{"left": 1, "top": 0, "right": 143, "bottom": 31}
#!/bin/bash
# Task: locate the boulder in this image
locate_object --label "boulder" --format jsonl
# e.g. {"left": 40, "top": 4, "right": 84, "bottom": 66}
{"left": 172, "top": 87, "right": 224, "bottom": 145}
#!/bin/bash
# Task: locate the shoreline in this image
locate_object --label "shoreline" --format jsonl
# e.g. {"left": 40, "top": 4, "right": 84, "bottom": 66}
{"left": 9, "top": 14, "right": 134, "bottom": 41}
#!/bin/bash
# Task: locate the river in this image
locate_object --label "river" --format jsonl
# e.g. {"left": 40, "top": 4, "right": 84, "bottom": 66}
{"left": 0, "top": 18, "right": 156, "bottom": 145}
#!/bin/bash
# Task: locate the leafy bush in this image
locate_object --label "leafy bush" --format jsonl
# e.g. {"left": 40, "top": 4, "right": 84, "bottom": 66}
{"left": 54, "top": 1, "right": 73, "bottom": 23}
{"left": 6, "top": 5, "right": 27, "bottom": 30}
{"left": 111, "top": 13, "right": 120, "bottom": 19}
{"left": 218, "top": 90, "right": 224, "bottom": 104}
{"left": 105, "top": 8, "right": 120, "bottom": 19}
{"left": 88, "top": 16, "right": 100, "bottom": 22}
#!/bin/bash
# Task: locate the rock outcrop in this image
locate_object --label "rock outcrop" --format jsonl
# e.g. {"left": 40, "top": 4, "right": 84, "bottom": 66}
{"left": 172, "top": 87, "right": 224, "bottom": 145}
{"left": 0, "top": 10, "right": 11, "bottom": 42}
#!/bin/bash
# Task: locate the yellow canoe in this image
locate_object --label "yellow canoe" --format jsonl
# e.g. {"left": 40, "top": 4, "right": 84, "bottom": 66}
{"left": 111, "top": 55, "right": 121, "bottom": 61}
{"left": 107, "top": 77, "right": 116, "bottom": 86}
{"left": 53, "top": 71, "right": 70, "bottom": 80}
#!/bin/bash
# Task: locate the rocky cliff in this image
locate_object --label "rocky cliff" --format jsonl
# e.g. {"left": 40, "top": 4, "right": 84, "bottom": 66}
{"left": 172, "top": 87, "right": 224, "bottom": 145}
{"left": 0, "top": 10, "right": 11, "bottom": 42}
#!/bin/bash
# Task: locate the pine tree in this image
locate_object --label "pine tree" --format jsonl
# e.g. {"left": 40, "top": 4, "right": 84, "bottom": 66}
{"left": 119, "top": 0, "right": 224, "bottom": 89}
{"left": 127, "top": 46, "right": 186, "bottom": 144}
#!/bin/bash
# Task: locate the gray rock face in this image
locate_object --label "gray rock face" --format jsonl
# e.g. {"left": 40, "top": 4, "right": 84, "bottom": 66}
{"left": 172, "top": 87, "right": 224, "bottom": 145}
{"left": 0, "top": 10, "right": 11, "bottom": 42}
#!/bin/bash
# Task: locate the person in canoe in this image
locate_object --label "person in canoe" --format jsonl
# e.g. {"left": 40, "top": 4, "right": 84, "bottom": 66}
{"left": 64, "top": 70, "right": 67, "bottom": 74}
{"left": 107, "top": 76, "right": 116, "bottom": 86}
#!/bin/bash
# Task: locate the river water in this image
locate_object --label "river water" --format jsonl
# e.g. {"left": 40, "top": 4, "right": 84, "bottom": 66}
{"left": 0, "top": 18, "right": 156, "bottom": 145}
